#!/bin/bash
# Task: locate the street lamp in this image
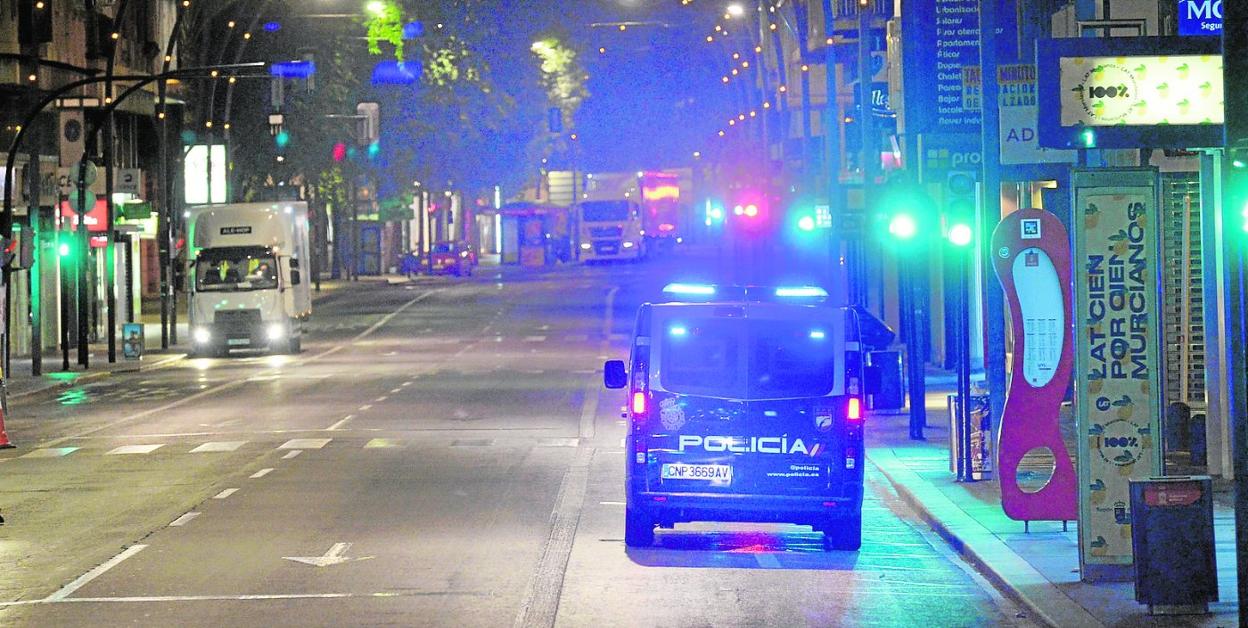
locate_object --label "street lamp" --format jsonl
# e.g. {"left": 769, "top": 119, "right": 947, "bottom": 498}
{"left": 366, "top": 1, "right": 388, "bottom": 17}
{"left": 947, "top": 218, "right": 975, "bottom": 481}
{"left": 726, "top": 3, "right": 745, "bottom": 17}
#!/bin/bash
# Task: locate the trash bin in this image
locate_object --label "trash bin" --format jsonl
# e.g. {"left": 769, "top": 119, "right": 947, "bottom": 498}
{"left": 865, "top": 350, "right": 904, "bottom": 411}
{"left": 1129, "top": 476, "right": 1218, "bottom": 615}
{"left": 947, "top": 394, "right": 992, "bottom": 480}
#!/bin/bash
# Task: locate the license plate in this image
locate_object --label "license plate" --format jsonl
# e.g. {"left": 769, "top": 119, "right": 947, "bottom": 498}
{"left": 600, "top": 246, "right": 617, "bottom": 254}
{"left": 661, "top": 463, "right": 732, "bottom": 482}
{"left": 227, "top": 338, "right": 249, "bottom": 346}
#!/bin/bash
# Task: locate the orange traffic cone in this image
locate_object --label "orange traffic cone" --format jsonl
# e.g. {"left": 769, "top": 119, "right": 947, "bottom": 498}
{"left": 0, "top": 383, "right": 13, "bottom": 449}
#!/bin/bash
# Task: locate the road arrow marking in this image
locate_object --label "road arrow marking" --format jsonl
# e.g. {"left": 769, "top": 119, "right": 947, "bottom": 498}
{"left": 282, "top": 543, "right": 373, "bottom": 567}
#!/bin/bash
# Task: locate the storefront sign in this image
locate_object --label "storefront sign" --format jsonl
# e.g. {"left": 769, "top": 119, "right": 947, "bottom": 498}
{"left": 963, "top": 64, "right": 1078, "bottom": 164}
{"left": 1038, "top": 37, "right": 1223, "bottom": 149}
{"left": 900, "top": 0, "right": 1017, "bottom": 134}
{"left": 990, "top": 209, "right": 1078, "bottom": 522}
{"left": 1178, "top": 0, "right": 1222, "bottom": 36}
{"left": 1059, "top": 55, "right": 1223, "bottom": 127}
{"left": 1072, "top": 168, "right": 1164, "bottom": 582}
{"left": 998, "top": 65, "right": 1078, "bottom": 165}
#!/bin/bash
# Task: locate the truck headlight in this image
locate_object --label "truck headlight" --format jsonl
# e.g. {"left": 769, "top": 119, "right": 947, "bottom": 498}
{"left": 622, "top": 241, "right": 635, "bottom": 249}
{"left": 267, "top": 324, "right": 286, "bottom": 341}
{"left": 580, "top": 243, "right": 591, "bottom": 250}
{"left": 193, "top": 327, "right": 211, "bottom": 345}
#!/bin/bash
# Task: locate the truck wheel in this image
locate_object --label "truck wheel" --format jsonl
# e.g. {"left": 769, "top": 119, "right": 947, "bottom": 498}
{"left": 624, "top": 509, "right": 655, "bottom": 548}
{"left": 822, "top": 515, "right": 862, "bottom": 551}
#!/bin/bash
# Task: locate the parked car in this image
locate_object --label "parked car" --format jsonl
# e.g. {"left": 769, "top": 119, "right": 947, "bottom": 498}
{"left": 430, "top": 241, "right": 478, "bottom": 276}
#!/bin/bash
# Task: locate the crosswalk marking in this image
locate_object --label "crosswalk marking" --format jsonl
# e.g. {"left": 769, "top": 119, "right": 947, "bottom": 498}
{"left": 279, "top": 438, "right": 331, "bottom": 450}
{"left": 524, "top": 336, "right": 547, "bottom": 343}
{"left": 365, "top": 438, "right": 402, "bottom": 448}
{"left": 537, "top": 438, "right": 579, "bottom": 448}
{"left": 282, "top": 450, "right": 302, "bottom": 460}
{"left": 21, "top": 447, "right": 79, "bottom": 459}
{"left": 106, "top": 444, "right": 164, "bottom": 455}
{"left": 213, "top": 489, "right": 239, "bottom": 500}
{"left": 190, "top": 441, "right": 246, "bottom": 453}
{"left": 250, "top": 468, "right": 274, "bottom": 479}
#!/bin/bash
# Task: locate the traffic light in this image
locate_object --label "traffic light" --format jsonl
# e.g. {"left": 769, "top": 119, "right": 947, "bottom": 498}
{"left": 332, "top": 142, "right": 348, "bottom": 163}
{"left": 1080, "top": 126, "right": 1096, "bottom": 149}
{"left": 944, "top": 170, "right": 977, "bottom": 247}
{"left": 888, "top": 212, "right": 918, "bottom": 240}
{"left": 367, "top": 140, "right": 381, "bottom": 160}
{"left": 275, "top": 130, "right": 291, "bottom": 149}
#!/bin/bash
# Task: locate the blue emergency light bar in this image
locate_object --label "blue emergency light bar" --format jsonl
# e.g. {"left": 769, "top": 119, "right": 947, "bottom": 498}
{"left": 661, "top": 283, "right": 831, "bottom": 302}
{"left": 775, "top": 286, "right": 828, "bottom": 298}
{"left": 663, "top": 283, "right": 716, "bottom": 296}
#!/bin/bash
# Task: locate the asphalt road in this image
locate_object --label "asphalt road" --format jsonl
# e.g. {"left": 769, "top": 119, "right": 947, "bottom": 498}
{"left": 0, "top": 251, "right": 1038, "bottom": 627}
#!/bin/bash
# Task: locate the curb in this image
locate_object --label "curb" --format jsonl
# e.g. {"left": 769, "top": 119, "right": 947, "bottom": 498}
{"left": 867, "top": 447, "right": 1104, "bottom": 628}
{"left": 8, "top": 352, "right": 187, "bottom": 402}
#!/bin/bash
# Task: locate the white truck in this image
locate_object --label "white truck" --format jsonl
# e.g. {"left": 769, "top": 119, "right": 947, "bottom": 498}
{"left": 186, "top": 202, "right": 312, "bottom": 357}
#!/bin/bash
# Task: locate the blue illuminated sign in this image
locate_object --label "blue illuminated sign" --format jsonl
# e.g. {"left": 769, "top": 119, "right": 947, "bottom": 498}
{"left": 269, "top": 60, "right": 315, "bottom": 79}
{"left": 1177, "top": 0, "right": 1222, "bottom": 36}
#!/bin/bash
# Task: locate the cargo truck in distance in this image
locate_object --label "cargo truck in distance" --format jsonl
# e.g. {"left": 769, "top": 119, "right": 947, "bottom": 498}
{"left": 186, "top": 202, "right": 312, "bottom": 357}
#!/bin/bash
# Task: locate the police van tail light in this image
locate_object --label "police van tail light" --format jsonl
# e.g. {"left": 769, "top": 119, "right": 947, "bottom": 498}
{"left": 632, "top": 390, "right": 648, "bottom": 417}
{"left": 847, "top": 397, "right": 863, "bottom": 423}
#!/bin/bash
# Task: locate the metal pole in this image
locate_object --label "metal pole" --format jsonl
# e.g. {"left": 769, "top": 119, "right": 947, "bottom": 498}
{"left": 956, "top": 247, "right": 974, "bottom": 480}
{"left": 75, "top": 138, "right": 89, "bottom": 368}
{"left": 857, "top": 2, "right": 878, "bottom": 305}
{"left": 28, "top": 145, "right": 41, "bottom": 376}
{"left": 158, "top": 81, "right": 170, "bottom": 349}
{"left": 978, "top": 0, "right": 1008, "bottom": 445}
{"left": 104, "top": 110, "right": 116, "bottom": 363}
{"left": 907, "top": 254, "right": 927, "bottom": 440}
{"left": 1221, "top": 2, "right": 1248, "bottom": 620}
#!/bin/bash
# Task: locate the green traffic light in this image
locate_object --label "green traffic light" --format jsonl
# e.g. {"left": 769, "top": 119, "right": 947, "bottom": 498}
{"left": 275, "top": 130, "right": 290, "bottom": 149}
{"left": 1080, "top": 127, "right": 1096, "bottom": 148}
{"left": 58, "top": 242, "right": 70, "bottom": 257}
{"left": 888, "top": 213, "right": 917, "bottom": 240}
{"left": 948, "top": 223, "right": 974, "bottom": 247}
{"left": 797, "top": 215, "right": 815, "bottom": 232}
{"left": 367, "top": 141, "right": 380, "bottom": 159}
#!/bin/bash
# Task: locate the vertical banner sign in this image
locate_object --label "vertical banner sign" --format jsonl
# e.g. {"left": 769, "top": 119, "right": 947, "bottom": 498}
{"left": 122, "top": 323, "right": 144, "bottom": 362}
{"left": 1072, "top": 168, "right": 1164, "bottom": 582}
{"left": 990, "top": 209, "right": 1078, "bottom": 522}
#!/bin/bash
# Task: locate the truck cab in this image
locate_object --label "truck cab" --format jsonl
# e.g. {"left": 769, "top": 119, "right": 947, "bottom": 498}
{"left": 186, "top": 202, "right": 312, "bottom": 357}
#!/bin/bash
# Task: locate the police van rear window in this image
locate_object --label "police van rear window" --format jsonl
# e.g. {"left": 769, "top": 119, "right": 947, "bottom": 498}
{"left": 661, "top": 318, "right": 835, "bottom": 399}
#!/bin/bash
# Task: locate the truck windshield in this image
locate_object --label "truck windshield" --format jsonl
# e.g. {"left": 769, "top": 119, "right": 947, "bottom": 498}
{"left": 196, "top": 247, "right": 278, "bottom": 292}
{"left": 660, "top": 317, "right": 836, "bottom": 399}
{"left": 580, "top": 201, "right": 631, "bottom": 222}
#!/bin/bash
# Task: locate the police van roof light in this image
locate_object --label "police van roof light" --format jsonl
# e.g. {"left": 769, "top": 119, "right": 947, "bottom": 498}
{"left": 663, "top": 283, "right": 716, "bottom": 296}
{"left": 775, "top": 286, "right": 828, "bottom": 298}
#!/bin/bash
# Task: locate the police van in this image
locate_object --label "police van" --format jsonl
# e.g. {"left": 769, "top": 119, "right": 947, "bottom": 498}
{"left": 604, "top": 283, "right": 865, "bottom": 550}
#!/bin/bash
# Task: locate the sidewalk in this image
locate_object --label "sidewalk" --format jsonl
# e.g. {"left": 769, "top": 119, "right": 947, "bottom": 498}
{"left": 1, "top": 275, "right": 425, "bottom": 402}
{"left": 866, "top": 374, "right": 1240, "bottom": 627}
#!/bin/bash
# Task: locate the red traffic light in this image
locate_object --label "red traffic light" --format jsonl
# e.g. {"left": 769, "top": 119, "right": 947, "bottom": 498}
{"left": 332, "top": 142, "right": 347, "bottom": 163}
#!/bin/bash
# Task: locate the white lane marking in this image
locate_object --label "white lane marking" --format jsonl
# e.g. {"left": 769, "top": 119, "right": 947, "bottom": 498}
{"left": 520, "top": 369, "right": 546, "bottom": 375}
{"left": 365, "top": 438, "right": 401, "bottom": 448}
{"left": 21, "top": 447, "right": 79, "bottom": 458}
{"left": 358, "top": 404, "right": 373, "bottom": 411}
{"left": 39, "top": 290, "right": 441, "bottom": 450}
{"left": 401, "top": 381, "right": 413, "bottom": 387}
{"left": 12, "top": 593, "right": 396, "bottom": 606}
{"left": 169, "top": 512, "right": 200, "bottom": 527}
{"left": 755, "top": 553, "right": 783, "bottom": 569}
{"left": 375, "top": 396, "right": 388, "bottom": 402}
{"left": 282, "top": 450, "right": 302, "bottom": 460}
{"left": 599, "top": 501, "right": 626, "bottom": 506}
{"left": 250, "top": 468, "right": 274, "bottom": 479}
{"left": 537, "top": 438, "right": 579, "bottom": 448}
{"left": 279, "top": 438, "right": 330, "bottom": 450}
{"left": 539, "top": 325, "right": 551, "bottom": 331}
{"left": 326, "top": 415, "right": 355, "bottom": 431}
{"left": 46, "top": 544, "right": 148, "bottom": 601}
{"left": 106, "top": 444, "right": 164, "bottom": 455}
{"left": 213, "top": 488, "right": 239, "bottom": 500}
{"left": 389, "top": 388, "right": 402, "bottom": 394}
{"left": 190, "top": 441, "right": 246, "bottom": 453}
{"left": 524, "top": 336, "right": 547, "bottom": 343}
{"left": 493, "top": 336, "right": 505, "bottom": 343}
{"left": 283, "top": 542, "right": 373, "bottom": 567}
